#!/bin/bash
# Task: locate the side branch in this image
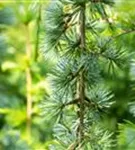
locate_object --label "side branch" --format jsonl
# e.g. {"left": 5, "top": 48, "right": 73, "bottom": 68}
{"left": 61, "top": 98, "right": 79, "bottom": 109}
{"left": 107, "top": 29, "right": 135, "bottom": 44}
{"left": 113, "top": 29, "right": 135, "bottom": 39}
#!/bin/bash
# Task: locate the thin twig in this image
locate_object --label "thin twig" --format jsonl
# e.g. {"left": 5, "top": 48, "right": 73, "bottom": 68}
{"left": 61, "top": 98, "right": 79, "bottom": 109}
{"left": 108, "top": 29, "right": 135, "bottom": 44}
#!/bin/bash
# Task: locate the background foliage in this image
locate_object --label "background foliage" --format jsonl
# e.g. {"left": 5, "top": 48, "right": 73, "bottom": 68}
{"left": 0, "top": 0, "right": 135, "bottom": 150}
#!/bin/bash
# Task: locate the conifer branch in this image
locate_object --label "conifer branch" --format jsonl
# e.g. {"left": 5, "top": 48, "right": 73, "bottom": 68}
{"left": 78, "top": 4, "right": 86, "bottom": 144}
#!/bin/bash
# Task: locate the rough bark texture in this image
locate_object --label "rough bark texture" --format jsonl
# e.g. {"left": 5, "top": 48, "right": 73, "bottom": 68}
{"left": 78, "top": 4, "right": 86, "bottom": 144}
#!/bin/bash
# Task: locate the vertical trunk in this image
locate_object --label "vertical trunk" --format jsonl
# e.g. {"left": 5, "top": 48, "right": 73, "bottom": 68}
{"left": 25, "top": 24, "right": 32, "bottom": 139}
{"left": 78, "top": 4, "right": 86, "bottom": 144}
{"left": 34, "top": 4, "right": 41, "bottom": 61}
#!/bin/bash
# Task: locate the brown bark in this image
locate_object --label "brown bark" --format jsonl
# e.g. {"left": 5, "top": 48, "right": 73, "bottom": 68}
{"left": 78, "top": 4, "right": 86, "bottom": 144}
